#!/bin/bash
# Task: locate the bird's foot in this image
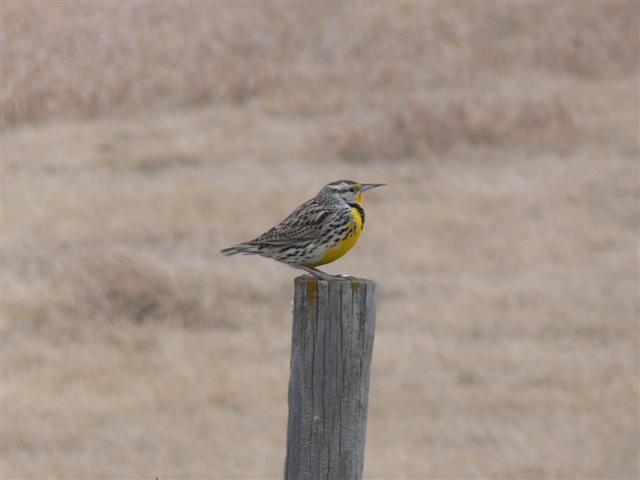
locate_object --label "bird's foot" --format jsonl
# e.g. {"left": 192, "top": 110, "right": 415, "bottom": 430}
{"left": 311, "top": 272, "right": 334, "bottom": 281}
{"left": 296, "top": 265, "right": 334, "bottom": 281}
{"left": 294, "top": 265, "right": 357, "bottom": 281}
{"left": 333, "top": 273, "right": 355, "bottom": 279}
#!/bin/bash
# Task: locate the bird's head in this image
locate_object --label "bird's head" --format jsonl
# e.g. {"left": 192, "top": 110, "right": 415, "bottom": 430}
{"left": 321, "top": 179, "right": 385, "bottom": 205}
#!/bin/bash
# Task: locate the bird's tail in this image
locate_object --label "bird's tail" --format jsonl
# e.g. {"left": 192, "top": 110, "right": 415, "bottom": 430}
{"left": 220, "top": 242, "right": 263, "bottom": 256}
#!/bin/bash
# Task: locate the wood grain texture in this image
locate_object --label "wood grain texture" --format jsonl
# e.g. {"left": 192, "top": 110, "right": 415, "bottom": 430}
{"left": 285, "top": 276, "right": 377, "bottom": 480}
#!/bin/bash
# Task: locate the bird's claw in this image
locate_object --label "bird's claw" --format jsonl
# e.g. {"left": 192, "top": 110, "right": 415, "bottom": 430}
{"left": 334, "top": 273, "right": 355, "bottom": 279}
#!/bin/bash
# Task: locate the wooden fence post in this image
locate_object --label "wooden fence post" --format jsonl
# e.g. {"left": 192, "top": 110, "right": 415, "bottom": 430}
{"left": 284, "top": 276, "right": 378, "bottom": 480}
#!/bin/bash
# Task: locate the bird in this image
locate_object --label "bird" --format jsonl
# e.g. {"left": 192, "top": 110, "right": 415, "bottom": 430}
{"left": 221, "top": 180, "right": 385, "bottom": 280}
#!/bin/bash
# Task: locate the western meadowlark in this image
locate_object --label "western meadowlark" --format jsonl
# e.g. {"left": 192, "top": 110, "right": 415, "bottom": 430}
{"left": 221, "top": 180, "right": 384, "bottom": 280}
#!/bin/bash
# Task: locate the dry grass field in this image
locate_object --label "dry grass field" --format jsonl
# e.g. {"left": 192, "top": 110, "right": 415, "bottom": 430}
{"left": 2, "top": 1, "right": 639, "bottom": 478}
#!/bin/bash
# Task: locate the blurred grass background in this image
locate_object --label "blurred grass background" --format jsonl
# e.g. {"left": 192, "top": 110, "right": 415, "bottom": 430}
{"left": 2, "top": 1, "right": 639, "bottom": 478}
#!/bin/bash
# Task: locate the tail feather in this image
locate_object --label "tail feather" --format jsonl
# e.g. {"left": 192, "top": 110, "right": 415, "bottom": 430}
{"left": 220, "top": 242, "right": 263, "bottom": 256}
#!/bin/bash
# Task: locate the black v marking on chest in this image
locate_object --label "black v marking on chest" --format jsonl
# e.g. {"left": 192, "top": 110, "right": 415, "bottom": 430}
{"left": 347, "top": 202, "right": 365, "bottom": 226}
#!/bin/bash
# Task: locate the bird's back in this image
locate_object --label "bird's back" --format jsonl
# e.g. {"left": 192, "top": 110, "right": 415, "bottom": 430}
{"left": 221, "top": 191, "right": 361, "bottom": 266}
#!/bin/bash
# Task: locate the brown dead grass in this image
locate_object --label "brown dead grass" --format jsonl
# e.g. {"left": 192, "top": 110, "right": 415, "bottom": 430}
{"left": 2, "top": 1, "right": 639, "bottom": 479}
{"left": 326, "top": 92, "right": 580, "bottom": 162}
{"left": 2, "top": 1, "right": 638, "bottom": 128}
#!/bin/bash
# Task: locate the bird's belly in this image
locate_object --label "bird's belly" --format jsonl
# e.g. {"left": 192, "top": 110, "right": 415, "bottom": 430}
{"left": 303, "top": 210, "right": 363, "bottom": 267}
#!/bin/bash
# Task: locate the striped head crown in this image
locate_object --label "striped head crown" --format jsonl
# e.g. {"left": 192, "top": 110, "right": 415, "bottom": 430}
{"left": 320, "top": 180, "right": 385, "bottom": 204}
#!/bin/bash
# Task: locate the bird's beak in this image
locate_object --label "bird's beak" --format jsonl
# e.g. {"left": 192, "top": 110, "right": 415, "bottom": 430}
{"left": 359, "top": 183, "right": 386, "bottom": 192}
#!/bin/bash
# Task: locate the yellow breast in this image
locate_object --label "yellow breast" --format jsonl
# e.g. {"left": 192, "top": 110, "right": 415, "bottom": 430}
{"left": 305, "top": 207, "right": 364, "bottom": 267}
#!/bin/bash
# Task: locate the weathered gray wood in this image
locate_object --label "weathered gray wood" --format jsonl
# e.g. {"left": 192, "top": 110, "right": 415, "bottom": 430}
{"left": 285, "top": 275, "right": 377, "bottom": 480}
